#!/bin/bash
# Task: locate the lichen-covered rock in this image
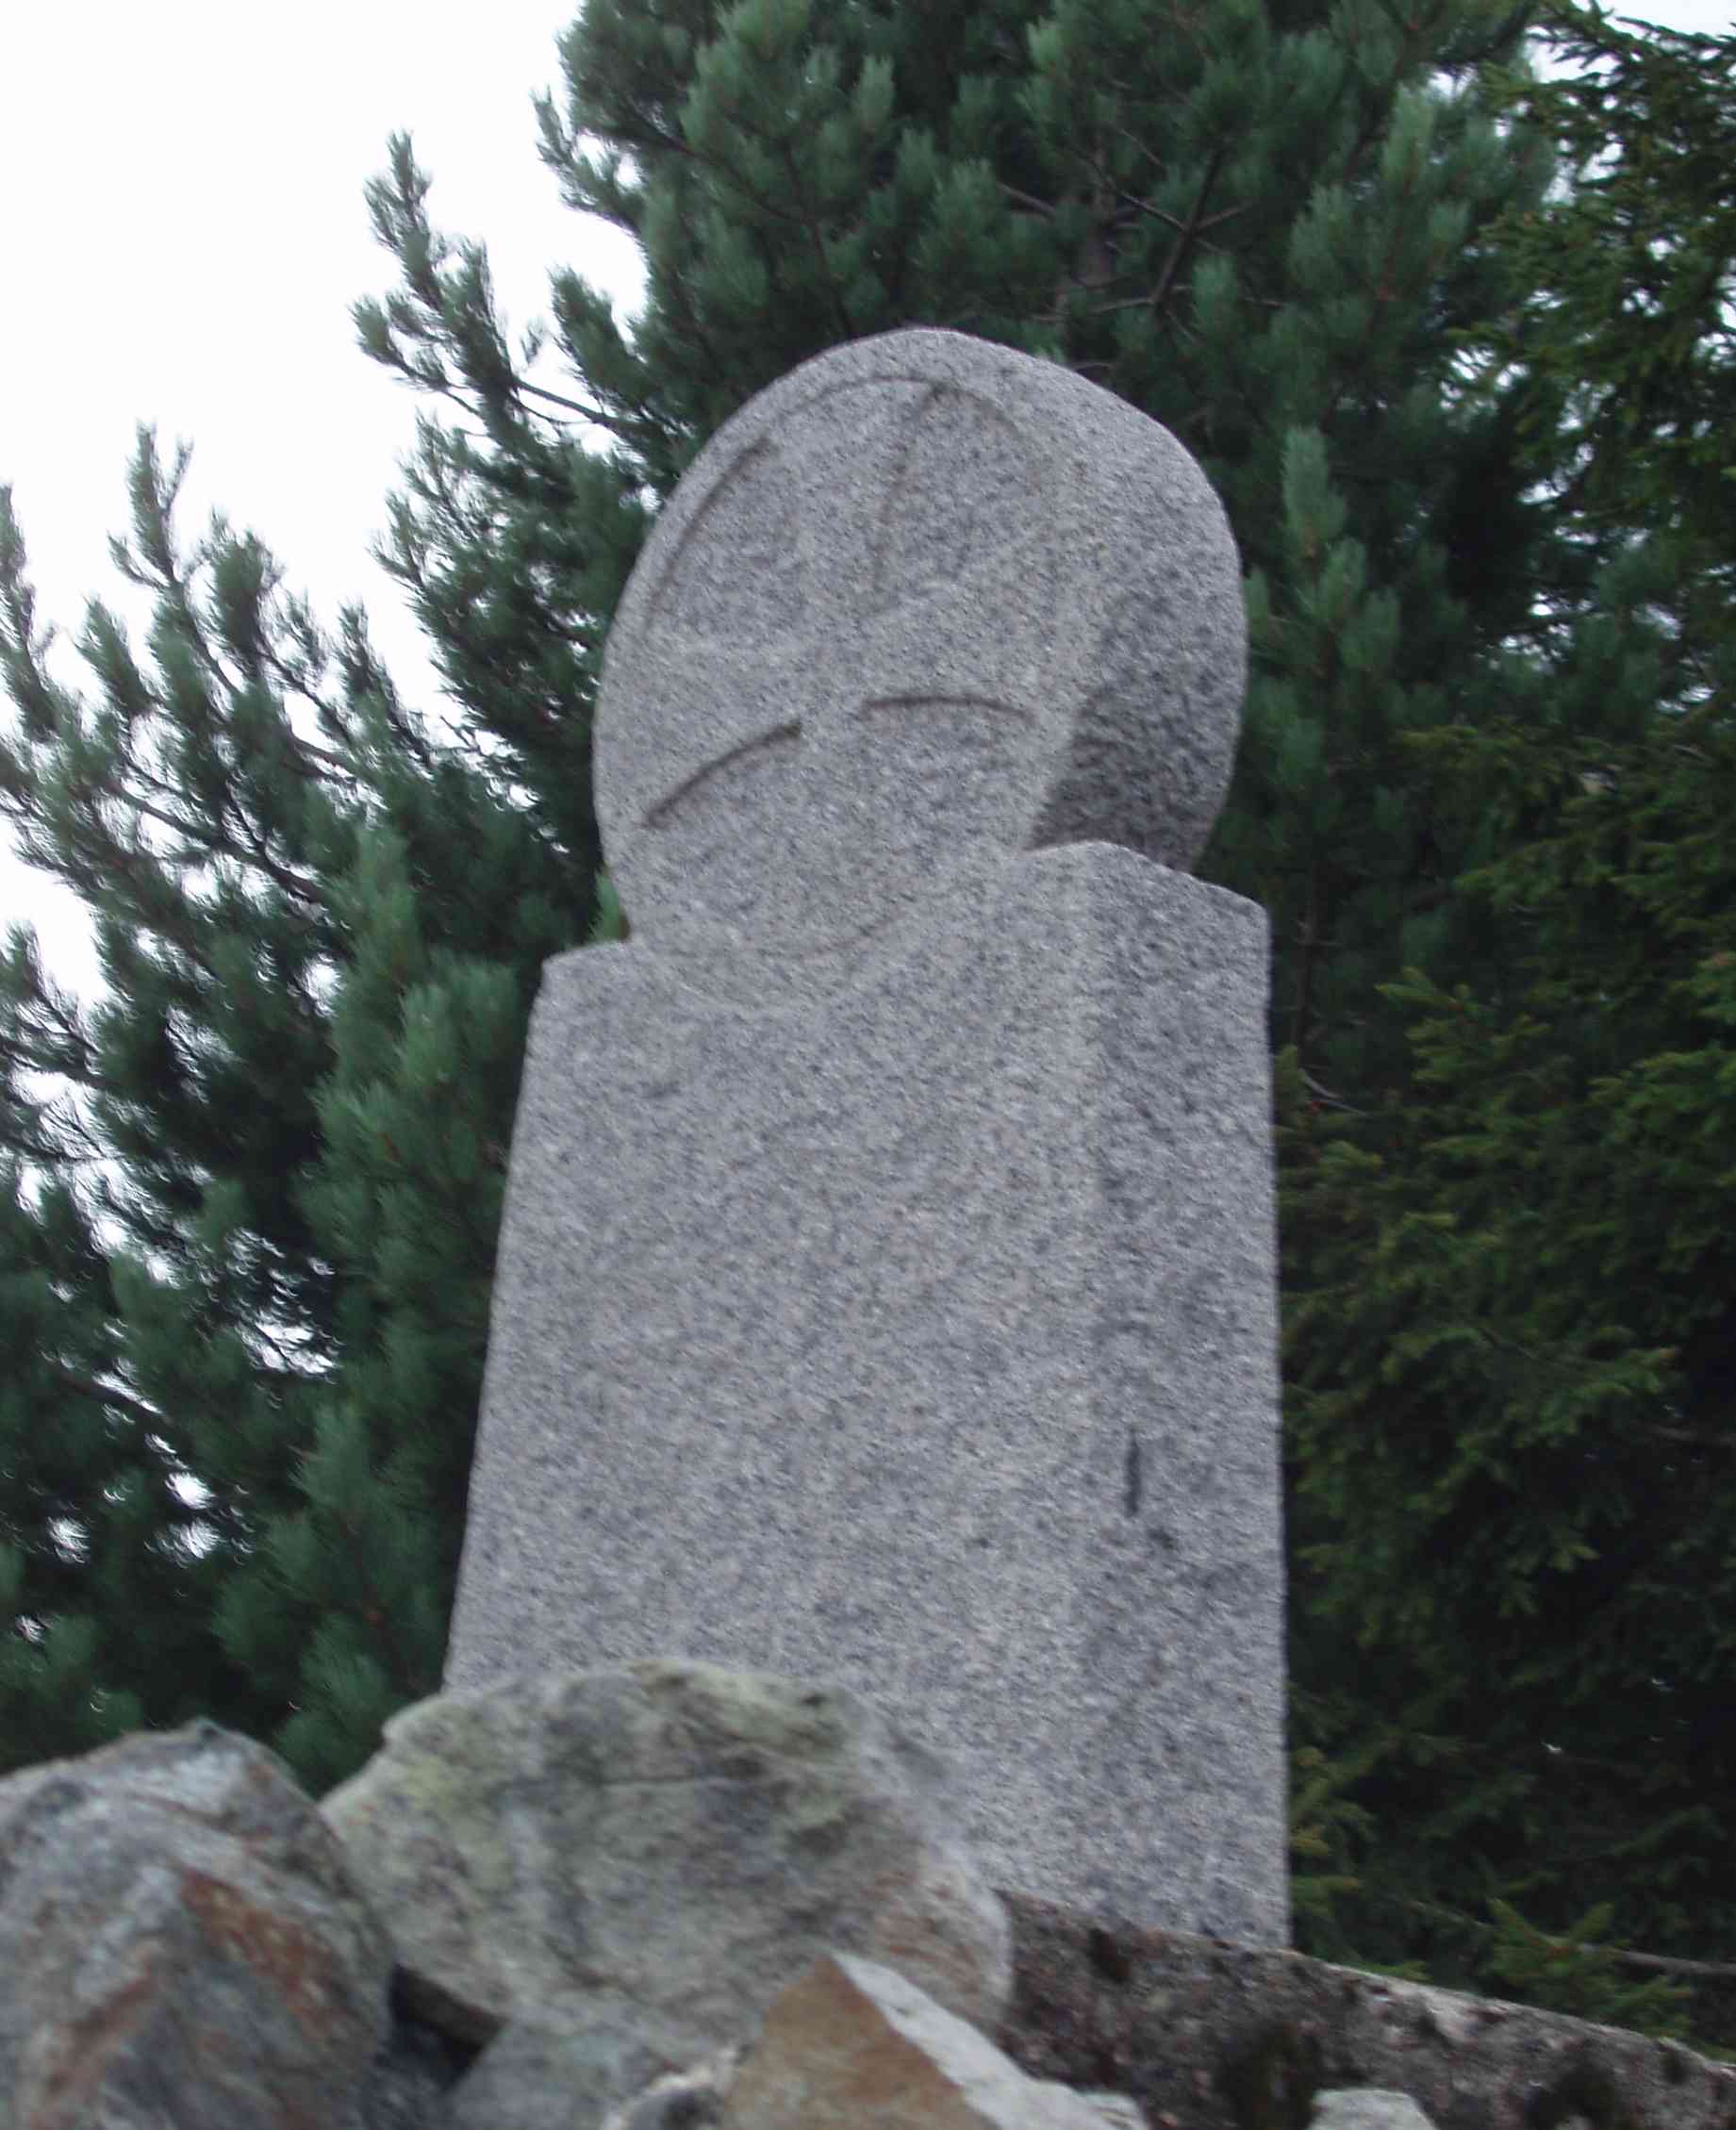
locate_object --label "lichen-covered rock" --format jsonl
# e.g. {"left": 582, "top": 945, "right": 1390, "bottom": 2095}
{"left": 0, "top": 1722, "right": 392, "bottom": 2130}
{"left": 323, "top": 1661, "right": 1013, "bottom": 2123}
{"left": 5, "top": 1678, "right": 1728, "bottom": 2130}
{"left": 996, "top": 1890, "right": 1736, "bottom": 2130}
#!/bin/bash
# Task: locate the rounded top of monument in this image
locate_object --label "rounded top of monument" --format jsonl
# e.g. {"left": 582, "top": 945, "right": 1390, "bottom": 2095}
{"left": 595, "top": 327, "right": 1247, "bottom": 1008}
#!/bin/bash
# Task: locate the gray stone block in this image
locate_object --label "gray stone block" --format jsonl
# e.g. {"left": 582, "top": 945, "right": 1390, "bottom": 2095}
{"left": 446, "top": 328, "right": 1287, "bottom": 1945}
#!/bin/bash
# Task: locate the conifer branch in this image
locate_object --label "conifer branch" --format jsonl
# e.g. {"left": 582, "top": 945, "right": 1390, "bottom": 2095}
{"left": 47, "top": 1362, "right": 163, "bottom": 1433}
{"left": 1399, "top": 1896, "right": 1736, "bottom": 1985}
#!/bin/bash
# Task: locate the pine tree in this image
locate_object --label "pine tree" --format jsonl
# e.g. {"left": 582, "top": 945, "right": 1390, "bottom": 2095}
{"left": 0, "top": 437, "right": 596, "bottom": 1786}
{"left": 1280, "top": 1, "right": 1736, "bottom": 2030}
{"left": 0, "top": 965, "right": 239, "bottom": 1763}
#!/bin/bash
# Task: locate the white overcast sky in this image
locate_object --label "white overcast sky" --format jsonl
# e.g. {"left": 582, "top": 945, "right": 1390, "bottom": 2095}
{"left": 0, "top": 0, "right": 1728, "bottom": 996}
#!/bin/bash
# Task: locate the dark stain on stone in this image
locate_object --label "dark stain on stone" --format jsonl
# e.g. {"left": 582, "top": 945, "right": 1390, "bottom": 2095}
{"left": 1523, "top": 2046, "right": 1634, "bottom": 2129}
{"left": 1087, "top": 1924, "right": 1134, "bottom": 1986}
{"left": 1217, "top": 2017, "right": 1324, "bottom": 2130}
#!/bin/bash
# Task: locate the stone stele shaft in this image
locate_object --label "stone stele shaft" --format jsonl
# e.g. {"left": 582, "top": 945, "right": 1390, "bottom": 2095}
{"left": 445, "top": 328, "right": 1289, "bottom": 1946}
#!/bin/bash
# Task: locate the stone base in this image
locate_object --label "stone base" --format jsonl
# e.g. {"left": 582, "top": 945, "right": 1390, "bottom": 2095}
{"left": 448, "top": 841, "right": 1287, "bottom": 1944}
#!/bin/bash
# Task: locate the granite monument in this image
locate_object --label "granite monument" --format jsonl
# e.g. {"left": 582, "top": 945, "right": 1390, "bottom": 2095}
{"left": 445, "top": 327, "right": 1288, "bottom": 1945}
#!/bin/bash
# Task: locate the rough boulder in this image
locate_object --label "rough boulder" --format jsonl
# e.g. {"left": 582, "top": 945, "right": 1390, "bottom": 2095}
{"left": 2, "top": 1665, "right": 1732, "bottom": 2129}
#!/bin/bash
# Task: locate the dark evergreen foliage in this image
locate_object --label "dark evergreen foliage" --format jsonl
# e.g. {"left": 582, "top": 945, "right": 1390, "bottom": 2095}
{"left": 0, "top": 438, "right": 604, "bottom": 1786}
{"left": 1281, "top": 0, "right": 1736, "bottom": 2031}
